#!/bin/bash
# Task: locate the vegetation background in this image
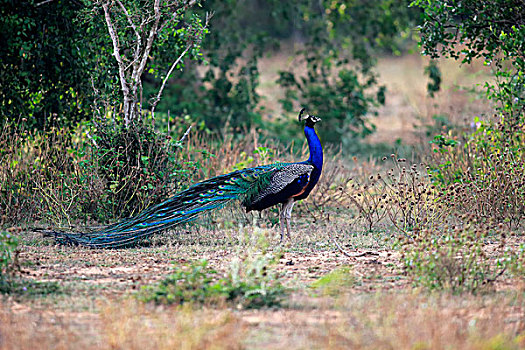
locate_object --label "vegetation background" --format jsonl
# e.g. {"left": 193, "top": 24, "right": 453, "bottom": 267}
{"left": 0, "top": 0, "right": 524, "bottom": 348}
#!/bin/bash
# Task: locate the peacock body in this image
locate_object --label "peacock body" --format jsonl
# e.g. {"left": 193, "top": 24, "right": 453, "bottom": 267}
{"left": 54, "top": 109, "right": 323, "bottom": 248}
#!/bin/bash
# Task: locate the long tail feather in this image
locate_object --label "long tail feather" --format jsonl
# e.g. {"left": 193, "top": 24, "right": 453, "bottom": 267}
{"left": 53, "top": 166, "right": 277, "bottom": 248}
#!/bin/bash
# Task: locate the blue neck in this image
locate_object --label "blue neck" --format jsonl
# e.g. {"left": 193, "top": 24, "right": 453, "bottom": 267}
{"left": 305, "top": 125, "right": 323, "bottom": 170}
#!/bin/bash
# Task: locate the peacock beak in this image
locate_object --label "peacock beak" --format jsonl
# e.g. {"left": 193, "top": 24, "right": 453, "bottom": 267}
{"left": 298, "top": 108, "right": 307, "bottom": 122}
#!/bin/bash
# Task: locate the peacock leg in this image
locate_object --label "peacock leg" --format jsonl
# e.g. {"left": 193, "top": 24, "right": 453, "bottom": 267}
{"left": 279, "top": 202, "right": 287, "bottom": 241}
{"left": 282, "top": 198, "right": 295, "bottom": 239}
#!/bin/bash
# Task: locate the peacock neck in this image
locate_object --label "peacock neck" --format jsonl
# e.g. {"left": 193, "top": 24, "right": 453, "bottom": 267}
{"left": 305, "top": 125, "right": 323, "bottom": 170}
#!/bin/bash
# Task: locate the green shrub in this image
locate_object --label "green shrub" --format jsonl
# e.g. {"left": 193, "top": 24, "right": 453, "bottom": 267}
{"left": 139, "top": 260, "right": 220, "bottom": 305}
{"left": 414, "top": 0, "right": 525, "bottom": 117}
{"left": 140, "top": 255, "right": 286, "bottom": 309}
{"left": 0, "top": 230, "right": 18, "bottom": 280}
{"left": 0, "top": 117, "right": 208, "bottom": 226}
{"left": 88, "top": 118, "right": 197, "bottom": 221}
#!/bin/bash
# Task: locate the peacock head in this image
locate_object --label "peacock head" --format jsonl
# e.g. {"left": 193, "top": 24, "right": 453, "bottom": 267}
{"left": 298, "top": 108, "right": 321, "bottom": 127}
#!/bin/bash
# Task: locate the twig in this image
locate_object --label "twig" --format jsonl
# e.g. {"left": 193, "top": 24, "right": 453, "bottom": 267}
{"left": 178, "top": 125, "right": 192, "bottom": 143}
{"left": 327, "top": 229, "right": 379, "bottom": 258}
{"left": 35, "top": 0, "right": 54, "bottom": 6}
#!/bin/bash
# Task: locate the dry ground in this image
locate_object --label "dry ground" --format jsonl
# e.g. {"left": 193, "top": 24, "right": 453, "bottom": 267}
{"left": 1, "top": 224, "right": 524, "bottom": 349}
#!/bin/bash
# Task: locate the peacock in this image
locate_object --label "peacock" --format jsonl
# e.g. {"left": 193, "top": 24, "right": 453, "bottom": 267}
{"left": 53, "top": 109, "right": 323, "bottom": 248}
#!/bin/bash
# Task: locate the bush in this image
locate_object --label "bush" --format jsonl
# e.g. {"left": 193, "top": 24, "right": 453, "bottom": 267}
{"left": 0, "top": 116, "right": 206, "bottom": 227}
{"left": 0, "top": 120, "right": 102, "bottom": 225}
{"left": 399, "top": 224, "right": 523, "bottom": 294}
{"left": 140, "top": 257, "right": 286, "bottom": 309}
{"left": 429, "top": 116, "right": 525, "bottom": 229}
{"left": 89, "top": 118, "right": 195, "bottom": 221}
{"left": 0, "top": 230, "right": 18, "bottom": 280}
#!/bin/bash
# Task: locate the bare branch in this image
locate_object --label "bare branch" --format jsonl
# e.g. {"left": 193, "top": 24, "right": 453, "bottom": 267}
{"left": 102, "top": 1, "right": 132, "bottom": 125}
{"left": 133, "top": 0, "right": 161, "bottom": 84}
{"left": 150, "top": 45, "right": 190, "bottom": 117}
{"left": 115, "top": 0, "right": 142, "bottom": 72}
{"left": 35, "top": 0, "right": 55, "bottom": 6}
{"left": 178, "top": 125, "right": 192, "bottom": 143}
{"left": 151, "top": 11, "right": 211, "bottom": 118}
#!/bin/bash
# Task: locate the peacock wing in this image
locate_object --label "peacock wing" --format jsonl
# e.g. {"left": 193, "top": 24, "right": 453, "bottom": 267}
{"left": 244, "top": 163, "right": 314, "bottom": 210}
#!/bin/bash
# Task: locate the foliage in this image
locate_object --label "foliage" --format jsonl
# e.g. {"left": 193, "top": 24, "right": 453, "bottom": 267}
{"left": 140, "top": 257, "right": 286, "bottom": 309}
{"left": 0, "top": 278, "right": 61, "bottom": 298}
{"left": 139, "top": 260, "right": 219, "bottom": 305}
{"left": 146, "top": 0, "right": 420, "bottom": 142}
{"left": 399, "top": 224, "right": 523, "bottom": 294}
{"left": 0, "top": 119, "right": 105, "bottom": 225}
{"left": 143, "top": 0, "right": 279, "bottom": 132}
{"left": 278, "top": 0, "right": 419, "bottom": 145}
{"left": 89, "top": 117, "right": 196, "bottom": 220}
{"left": 413, "top": 0, "right": 525, "bottom": 117}
{"left": 0, "top": 230, "right": 18, "bottom": 281}
{"left": 0, "top": 1, "right": 91, "bottom": 128}
{"left": 424, "top": 59, "right": 442, "bottom": 98}
{"left": 0, "top": 117, "right": 207, "bottom": 225}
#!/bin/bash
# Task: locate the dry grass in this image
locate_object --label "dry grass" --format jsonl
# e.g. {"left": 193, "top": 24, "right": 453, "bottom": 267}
{"left": 304, "top": 292, "right": 525, "bottom": 350}
{"left": 0, "top": 300, "right": 244, "bottom": 350}
{"left": 1, "top": 280, "right": 522, "bottom": 349}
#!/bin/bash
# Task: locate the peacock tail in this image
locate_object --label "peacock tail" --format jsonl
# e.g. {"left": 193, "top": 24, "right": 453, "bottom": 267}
{"left": 54, "top": 163, "right": 293, "bottom": 248}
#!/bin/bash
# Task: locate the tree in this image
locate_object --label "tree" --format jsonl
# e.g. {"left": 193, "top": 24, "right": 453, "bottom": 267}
{"left": 83, "top": 0, "right": 209, "bottom": 127}
{"left": 413, "top": 0, "right": 525, "bottom": 119}
{"left": 144, "top": 0, "right": 420, "bottom": 144}
{"left": 0, "top": 0, "right": 92, "bottom": 128}
{"left": 278, "top": 0, "right": 419, "bottom": 145}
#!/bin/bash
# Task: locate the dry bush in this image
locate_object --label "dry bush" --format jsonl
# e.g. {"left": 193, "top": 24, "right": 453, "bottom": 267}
{"left": 399, "top": 222, "right": 524, "bottom": 293}
{"left": 305, "top": 154, "right": 382, "bottom": 224}
{"left": 180, "top": 127, "right": 310, "bottom": 181}
{"left": 308, "top": 153, "right": 448, "bottom": 235}
{"left": 427, "top": 116, "right": 525, "bottom": 229}
{"left": 378, "top": 156, "right": 451, "bottom": 235}
{"left": 0, "top": 121, "right": 102, "bottom": 226}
